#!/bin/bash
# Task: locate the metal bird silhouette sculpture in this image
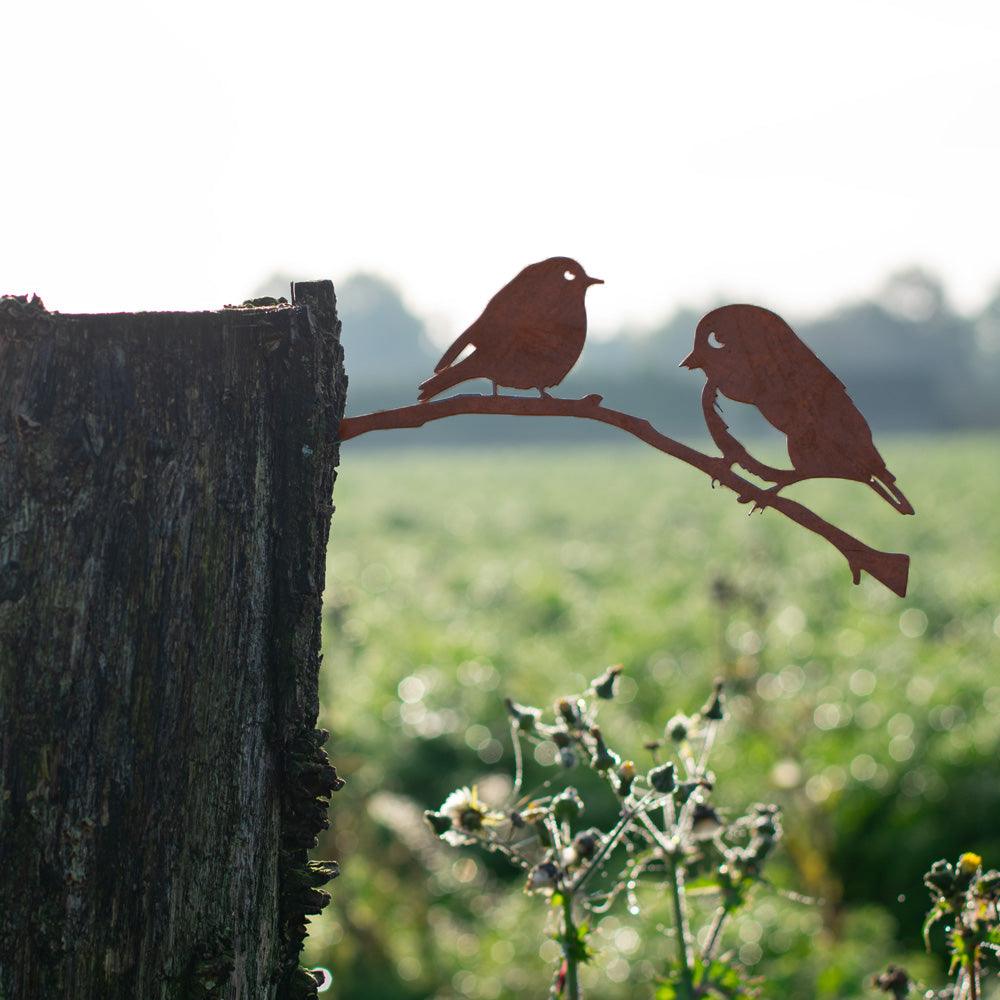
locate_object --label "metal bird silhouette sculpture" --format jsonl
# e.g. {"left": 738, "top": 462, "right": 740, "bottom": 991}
{"left": 337, "top": 266, "right": 915, "bottom": 597}
{"left": 680, "top": 304, "right": 914, "bottom": 514}
{"left": 417, "top": 256, "right": 603, "bottom": 401}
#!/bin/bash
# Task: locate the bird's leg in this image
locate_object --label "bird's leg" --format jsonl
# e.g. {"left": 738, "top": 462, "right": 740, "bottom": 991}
{"left": 701, "top": 383, "right": 805, "bottom": 509}
{"left": 701, "top": 384, "right": 800, "bottom": 487}
{"left": 736, "top": 483, "right": 780, "bottom": 514}
{"left": 491, "top": 382, "right": 499, "bottom": 397}
{"left": 538, "top": 387, "right": 552, "bottom": 399}
{"left": 735, "top": 472, "right": 808, "bottom": 513}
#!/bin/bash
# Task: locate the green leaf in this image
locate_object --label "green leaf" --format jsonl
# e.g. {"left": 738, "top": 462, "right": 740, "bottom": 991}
{"left": 656, "top": 957, "right": 759, "bottom": 999}
{"left": 951, "top": 927, "right": 969, "bottom": 962}
{"left": 698, "top": 956, "right": 761, "bottom": 997}
{"left": 685, "top": 873, "right": 725, "bottom": 892}
{"left": 923, "top": 899, "right": 947, "bottom": 952}
{"left": 566, "top": 921, "right": 594, "bottom": 965}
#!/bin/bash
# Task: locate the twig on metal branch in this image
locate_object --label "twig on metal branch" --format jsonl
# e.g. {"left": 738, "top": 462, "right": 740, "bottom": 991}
{"left": 337, "top": 393, "right": 909, "bottom": 597}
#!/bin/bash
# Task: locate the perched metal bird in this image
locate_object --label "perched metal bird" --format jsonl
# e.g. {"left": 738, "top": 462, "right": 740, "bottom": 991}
{"left": 680, "top": 304, "right": 914, "bottom": 514}
{"left": 417, "top": 257, "right": 602, "bottom": 402}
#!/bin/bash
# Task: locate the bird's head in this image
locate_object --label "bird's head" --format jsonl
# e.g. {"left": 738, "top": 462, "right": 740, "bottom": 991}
{"left": 680, "top": 304, "right": 783, "bottom": 375}
{"left": 533, "top": 257, "right": 604, "bottom": 295}
{"left": 680, "top": 308, "right": 732, "bottom": 374}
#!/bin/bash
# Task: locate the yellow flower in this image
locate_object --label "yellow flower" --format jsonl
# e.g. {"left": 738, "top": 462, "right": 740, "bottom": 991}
{"left": 958, "top": 852, "right": 982, "bottom": 875}
{"left": 617, "top": 760, "right": 637, "bottom": 781}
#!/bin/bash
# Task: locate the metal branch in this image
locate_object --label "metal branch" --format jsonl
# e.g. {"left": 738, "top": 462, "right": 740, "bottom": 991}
{"left": 337, "top": 393, "right": 909, "bottom": 597}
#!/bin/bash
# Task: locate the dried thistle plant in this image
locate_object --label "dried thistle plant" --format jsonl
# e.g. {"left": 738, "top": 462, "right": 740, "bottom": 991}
{"left": 874, "top": 852, "right": 1000, "bottom": 1000}
{"left": 424, "top": 670, "right": 785, "bottom": 999}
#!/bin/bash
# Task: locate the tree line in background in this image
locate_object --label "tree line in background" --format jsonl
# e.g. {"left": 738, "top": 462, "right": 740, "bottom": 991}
{"left": 257, "top": 268, "right": 1000, "bottom": 442}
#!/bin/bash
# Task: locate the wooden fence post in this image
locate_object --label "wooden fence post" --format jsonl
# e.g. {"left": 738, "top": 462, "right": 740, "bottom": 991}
{"left": 0, "top": 282, "right": 346, "bottom": 999}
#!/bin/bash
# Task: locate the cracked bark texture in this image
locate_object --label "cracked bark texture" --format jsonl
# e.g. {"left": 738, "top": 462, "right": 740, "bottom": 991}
{"left": 0, "top": 283, "right": 346, "bottom": 1000}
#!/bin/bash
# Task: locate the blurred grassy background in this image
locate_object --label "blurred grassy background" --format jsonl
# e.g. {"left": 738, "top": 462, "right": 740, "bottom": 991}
{"left": 309, "top": 435, "right": 999, "bottom": 998}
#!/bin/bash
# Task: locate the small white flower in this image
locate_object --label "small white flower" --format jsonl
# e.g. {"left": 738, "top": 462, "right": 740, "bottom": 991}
{"left": 439, "top": 785, "right": 503, "bottom": 834}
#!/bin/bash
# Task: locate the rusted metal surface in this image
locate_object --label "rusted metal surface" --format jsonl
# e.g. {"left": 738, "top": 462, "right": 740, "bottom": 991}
{"left": 339, "top": 264, "right": 913, "bottom": 596}
{"left": 339, "top": 393, "right": 910, "bottom": 597}
{"left": 418, "top": 257, "right": 602, "bottom": 401}
{"left": 681, "top": 304, "right": 913, "bottom": 514}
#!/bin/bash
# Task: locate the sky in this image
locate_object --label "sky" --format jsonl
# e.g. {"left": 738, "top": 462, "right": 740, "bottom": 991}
{"left": 3, "top": 2, "right": 1000, "bottom": 341}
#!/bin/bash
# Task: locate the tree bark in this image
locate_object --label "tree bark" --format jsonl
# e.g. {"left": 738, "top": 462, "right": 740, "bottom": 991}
{"left": 0, "top": 283, "right": 347, "bottom": 1000}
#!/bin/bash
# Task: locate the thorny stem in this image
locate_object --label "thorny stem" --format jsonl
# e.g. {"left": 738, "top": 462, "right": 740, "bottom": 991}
{"left": 661, "top": 785, "right": 676, "bottom": 842}
{"left": 953, "top": 912, "right": 981, "bottom": 1000}
{"left": 637, "top": 810, "right": 674, "bottom": 856}
{"left": 571, "top": 793, "right": 655, "bottom": 897}
{"left": 545, "top": 815, "right": 565, "bottom": 855}
{"left": 962, "top": 953, "right": 980, "bottom": 1000}
{"left": 634, "top": 788, "right": 705, "bottom": 993}
{"left": 675, "top": 786, "right": 704, "bottom": 847}
{"left": 696, "top": 721, "right": 719, "bottom": 777}
{"left": 510, "top": 725, "right": 525, "bottom": 803}
{"left": 667, "top": 853, "right": 696, "bottom": 997}
{"left": 702, "top": 904, "right": 729, "bottom": 963}
{"left": 561, "top": 889, "right": 582, "bottom": 1000}
{"left": 587, "top": 855, "right": 652, "bottom": 914}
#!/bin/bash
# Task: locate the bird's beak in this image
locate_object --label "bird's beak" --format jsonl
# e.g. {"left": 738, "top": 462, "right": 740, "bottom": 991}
{"left": 679, "top": 350, "right": 700, "bottom": 371}
{"left": 584, "top": 275, "right": 604, "bottom": 287}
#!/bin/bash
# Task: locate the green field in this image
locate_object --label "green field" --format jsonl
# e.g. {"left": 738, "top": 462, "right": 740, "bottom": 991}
{"left": 309, "top": 435, "right": 1000, "bottom": 999}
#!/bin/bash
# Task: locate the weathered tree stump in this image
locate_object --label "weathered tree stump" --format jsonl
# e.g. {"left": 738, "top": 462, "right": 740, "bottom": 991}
{"left": 0, "top": 283, "right": 347, "bottom": 999}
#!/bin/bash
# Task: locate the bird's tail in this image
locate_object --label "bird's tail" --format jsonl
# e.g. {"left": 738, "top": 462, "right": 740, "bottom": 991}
{"left": 417, "top": 358, "right": 479, "bottom": 402}
{"left": 868, "top": 469, "right": 915, "bottom": 515}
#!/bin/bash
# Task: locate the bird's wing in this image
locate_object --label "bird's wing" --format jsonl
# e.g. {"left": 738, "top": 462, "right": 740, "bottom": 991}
{"left": 433, "top": 276, "right": 532, "bottom": 372}
{"left": 749, "top": 324, "right": 847, "bottom": 421}
{"left": 766, "top": 332, "right": 888, "bottom": 477}
{"left": 433, "top": 327, "right": 477, "bottom": 372}
{"left": 763, "top": 325, "right": 849, "bottom": 396}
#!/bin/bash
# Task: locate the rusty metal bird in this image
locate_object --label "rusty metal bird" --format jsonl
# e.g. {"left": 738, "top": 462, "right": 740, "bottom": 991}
{"left": 680, "top": 304, "right": 914, "bottom": 514}
{"left": 417, "top": 257, "right": 603, "bottom": 402}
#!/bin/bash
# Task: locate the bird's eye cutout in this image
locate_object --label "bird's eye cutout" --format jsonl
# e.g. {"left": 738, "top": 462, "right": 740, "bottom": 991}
{"left": 563, "top": 270, "right": 577, "bottom": 281}
{"left": 707, "top": 330, "right": 724, "bottom": 349}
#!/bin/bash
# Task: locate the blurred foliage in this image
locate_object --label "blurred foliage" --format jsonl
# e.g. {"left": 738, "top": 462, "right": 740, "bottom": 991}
{"left": 309, "top": 437, "right": 999, "bottom": 998}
